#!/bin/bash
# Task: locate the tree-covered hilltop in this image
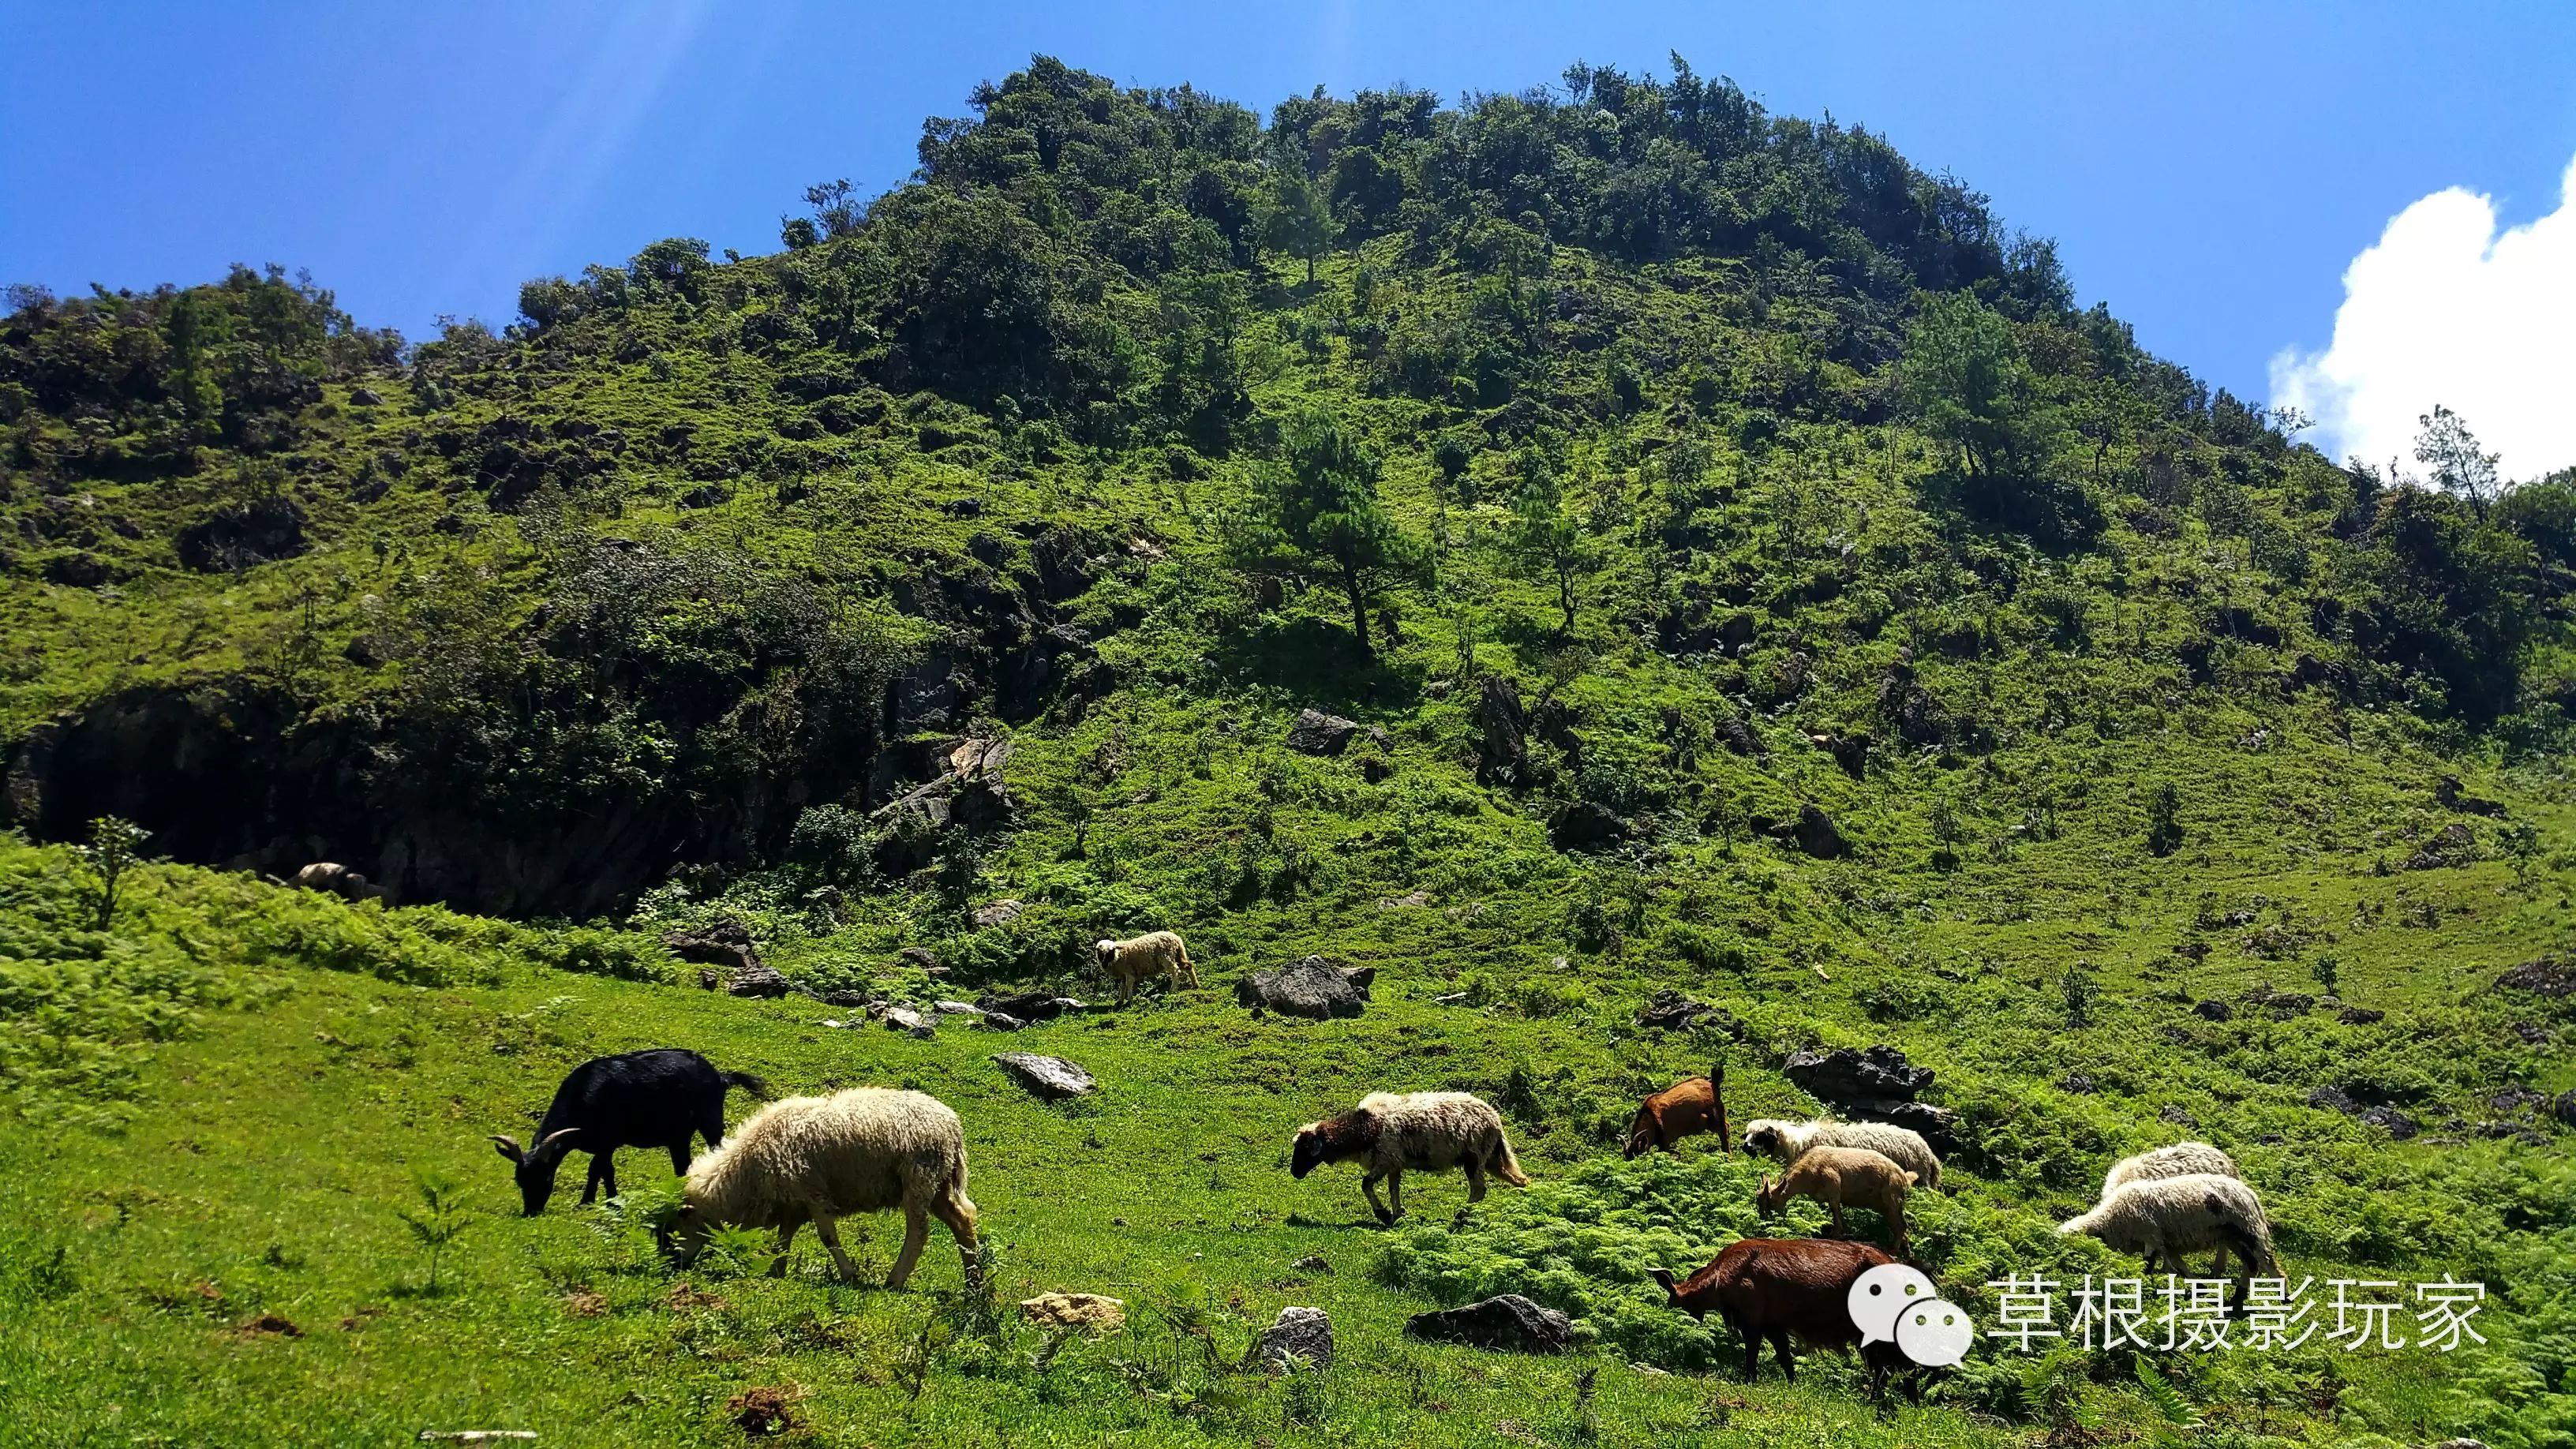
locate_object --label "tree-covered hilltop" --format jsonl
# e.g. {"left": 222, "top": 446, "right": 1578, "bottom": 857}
{"left": 3, "top": 52, "right": 2575, "bottom": 1449}
{"left": 5, "top": 54, "right": 2569, "bottom": 915}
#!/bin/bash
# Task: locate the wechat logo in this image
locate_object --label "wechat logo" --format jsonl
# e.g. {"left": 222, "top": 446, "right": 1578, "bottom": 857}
{"left": 1849, "top": 1264, "right": 1976, "bottom": 1367}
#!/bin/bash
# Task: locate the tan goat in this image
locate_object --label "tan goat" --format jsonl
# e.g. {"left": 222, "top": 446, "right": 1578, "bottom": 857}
{"left": 1754, "top": 1144, "right": 1918, "bottom": 1257}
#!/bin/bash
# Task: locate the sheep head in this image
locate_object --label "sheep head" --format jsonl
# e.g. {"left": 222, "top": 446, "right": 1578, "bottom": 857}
{"left": 1093, "top": 939, "right": 1118, "bottom": 968}
{"left": 1289, "top": 1122, "right": 1328, "bottom": 1178}
{"left": 1289, "top": 1108, "right": 1376, "bottom": 1178}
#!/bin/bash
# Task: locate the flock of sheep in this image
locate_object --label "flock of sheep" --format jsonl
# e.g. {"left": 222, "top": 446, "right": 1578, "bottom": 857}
{"left": 488, "top": 930, "right": 2283, "bottom": 1385}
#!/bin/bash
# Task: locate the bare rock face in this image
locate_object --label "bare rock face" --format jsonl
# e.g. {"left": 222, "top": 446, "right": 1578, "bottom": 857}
{"left": 2497, "top": 955, "right": 2576, "bottom": 998}
{"left": 1286, "top": 709, "right": 1365, "bottom": 755}
{"left": 1548, "top": 800, "right": 1627, "bottom": 852}
{"left": 994, "top": 1053, "right": 1095, "bottom": 1100}
{"left": 1256, "top": 1307, "right": 1334, "bottom": 1372}
{"left": 977, "top": 991, "right": 1082, "bottom": 1022}
{"left": 725, "top": 964, "right": 799, "bottom": 999}
{"left": 1792, "top": 803, "right": 1852, "bottom": 858}
{"left": 665, "top": 919, "right": 762, "bottom": 972}
{"left": 1473, "top": 677, "right": 1531, "bottom": 786}
{"left": 1236, "top": 956, "right": 1370, "bottom": 1020}
{"left": 1782, "top": 1044, "right": 1957, "bottom": 1151}
{"left": 1404, "top": 1294, "right": 1569, "bottom": 1354}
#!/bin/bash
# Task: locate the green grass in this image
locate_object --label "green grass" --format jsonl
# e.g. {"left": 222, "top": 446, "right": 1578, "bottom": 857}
{"left": 1, "top": 811, "right": 2570, "bottom": 1447}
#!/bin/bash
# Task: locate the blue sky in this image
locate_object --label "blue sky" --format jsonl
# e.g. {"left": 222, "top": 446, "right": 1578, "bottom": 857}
{"left": 5, "top": 2, "right": 2572, "bottom": 462}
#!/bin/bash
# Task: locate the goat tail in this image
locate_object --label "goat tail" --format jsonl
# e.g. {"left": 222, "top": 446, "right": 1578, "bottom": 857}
{"left": 1490, "top": 1134, "right": 1532, "bottom": 1188}
{"left": 721, "top": 1070, "right": 771, "bottom": 1100}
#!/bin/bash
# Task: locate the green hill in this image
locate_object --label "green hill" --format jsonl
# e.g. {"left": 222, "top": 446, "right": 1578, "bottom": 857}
{"left": 2, "top": 54, "right": 2574, "bottom": 1447}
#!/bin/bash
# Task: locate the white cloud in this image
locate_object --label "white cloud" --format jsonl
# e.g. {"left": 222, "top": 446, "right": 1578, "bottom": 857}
{"left": 2271, "top": 152, "right": 2576, "bottom": 483}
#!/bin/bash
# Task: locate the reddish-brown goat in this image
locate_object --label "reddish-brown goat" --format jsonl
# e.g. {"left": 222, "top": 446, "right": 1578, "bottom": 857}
{"left": 1648, "top": 1237, "right": 1921, "bottom": 1396}
{"left": 1623, "top": 1063, "right": 1728, "bottom": 1159}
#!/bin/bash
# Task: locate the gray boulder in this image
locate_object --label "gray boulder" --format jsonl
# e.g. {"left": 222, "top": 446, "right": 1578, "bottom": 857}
{"left": 1287, "top": 708, "right": 1363, "bottom": 755}
{"left": 1404, "top": 1294, "right": 1570, "bottom": 1354}
{"left": 1236, "top": 956, "right": 1370, "bottom": 1020}
{"left": 994, "top": 1053, "right": 1095, "bottom": 1100}
{"left": 882, "top": 1006, "right": 935, "bottom": 1038}
{"left": 977, "top": 990, "right": 1083, "bottom": 1021}
{"left": 1256, "top": 1307, "right": 1334, "bottom": 1373}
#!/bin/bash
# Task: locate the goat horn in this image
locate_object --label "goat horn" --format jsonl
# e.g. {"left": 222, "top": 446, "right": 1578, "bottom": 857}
{"left": 490, "top": 1134, "right": 524, "bottom": 1161}
{"left": 539, "top": 1128, "right": 582, "bottom": 1151}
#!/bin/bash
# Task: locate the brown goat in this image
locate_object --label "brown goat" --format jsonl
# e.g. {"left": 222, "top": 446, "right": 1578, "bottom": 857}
{"left": 1649, "top": 1237, "right": 1919, "bottom": 1395}
{"left": 1623, "top": 1063, "right": 1729, "bottom": 1159}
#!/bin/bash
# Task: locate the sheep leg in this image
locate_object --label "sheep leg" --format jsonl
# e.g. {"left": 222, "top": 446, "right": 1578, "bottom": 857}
{"left": 886, "top": 1205, "right": 931, "bottom": 1290}
{"left": 932, "top": 1190, "right": 980, "bottom": 1286}
{"left": 769, "top": 1221, "right": 801, "bottom": 1277}
{"left": 1385, "top": 1169, "right": 1406, "bottom": 1222}
{"left": 813, "top": 1213, "right": 863, "bottom": 1283}
{"left": 1362, "top": 1172, "right": 1393, "bottom": 1225}
{"left": 1828, "top": 1200, "right": 1848, "bottom": 1237}
{"left": 1465, "top": 1156, "right": 1489, "bottom": 1204}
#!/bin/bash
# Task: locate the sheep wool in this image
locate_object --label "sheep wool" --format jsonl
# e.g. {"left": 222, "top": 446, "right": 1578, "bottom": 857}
{"left": 1094, "top": 930, "right": 1200, "bottom": 1003}
{"left": 677, "top": 1088, "right": 977, "bottom": 1290}
{"left": 1291, "top": 1090, "right": 1530, "bottom": 1223}
{"left": 1742, "top": 1117, "right": 1944, "bottom": 1192}
{"left": 2058, "top": 1172, "right": 2278, "bottom": 1279}
{"left": 2101, "top": 1141, "right": 2240, "bottom": 1200}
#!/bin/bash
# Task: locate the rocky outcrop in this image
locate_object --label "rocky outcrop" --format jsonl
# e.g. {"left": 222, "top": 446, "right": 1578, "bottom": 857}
{"left": 1286, "top": 709, "right": 1384, "bottom": 756}
{"left": 1256, "top": 1307, "right": 1334, "bottom": 1372}
{"left": 0, "top": 550, "right": 1105, "bottom": 918}
{"left": 1782, "top": 1044, "right": 1956, "bottom": 1152}
{"left": 1404, "top": 1295, "right": 1570, "bottom": 1354}
{"left": 994, "top": 1053, "right": 1095, "bottom": 1099}
{"left": 1235, "top": 956, "right": 1371, "bottom": 1020}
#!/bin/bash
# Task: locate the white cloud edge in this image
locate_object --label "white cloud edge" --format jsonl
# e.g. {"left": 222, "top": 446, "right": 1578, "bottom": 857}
{"left": 2270, "top": 152, "right": 2576, "bottom": 483}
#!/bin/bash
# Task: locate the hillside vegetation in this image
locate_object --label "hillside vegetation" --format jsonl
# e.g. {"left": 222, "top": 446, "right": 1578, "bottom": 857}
{"left": 3, "top": 55, "right": 2574, "bottom": 1448}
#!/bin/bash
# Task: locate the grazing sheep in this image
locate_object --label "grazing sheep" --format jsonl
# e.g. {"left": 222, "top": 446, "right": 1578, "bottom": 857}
{"left": 2102, "top": 1140, "right": 2241, "bottom": 1200}
{"left": 1623, "top": 1063, "right": 1730, "bottom": 1159}
{"left": 1754, "top": 1145, "right": 1919, "bottom": 1256}
{"left": 492, "top": 1047, "right": 768, "bottom": 1215}
{"left": 1649, "top": 1237, "right": 1919, "bottom": 1395}
{"left": 665, "top": 1088, "right": 979, "bottom": 1290}
{"left": 2058, "top": 1173, "right": 2278, "bottom": 1297}
{"left": 1093, "top": 930, "right": 1200, "bottom": 1004}
{"left": 1290, "top": 1091, "right": 1530, "bottom": 1224}
{"left": 1741, "top": 1116, "right": 1943, "bottom": 1191}
{"left": 294, "top": 861, "right": 386, "bottom": 902}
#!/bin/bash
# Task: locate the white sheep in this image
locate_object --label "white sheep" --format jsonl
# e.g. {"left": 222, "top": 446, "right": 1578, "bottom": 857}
{"left": 1753, "top": 1144, "right": 1919, "bottom": 1256}
{"left": 2101, "top": 1141, "right": 2240, "bottom": 1201}
{"left": 1741, "top": 1117, "right": 1944, "bottom": 1192}
{"left": 2058, "top": 1174, "right": 2278, "bottom": 1290}
{"left": 1290, "top": 1091, "right": 1530, "bottom": 1223}
{"left": 665, "top": 1088, "right": 978, "bottom": 1290}
{"left": 1094, "top": 930, "right": 1200, "bottom": 1004}
{"left": 294, "top": 861, "right": 386, "bottom": 902}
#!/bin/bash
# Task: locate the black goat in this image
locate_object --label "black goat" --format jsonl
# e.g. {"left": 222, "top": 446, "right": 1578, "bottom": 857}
{"left": 492, "top": 1048, "right": 767, "bottom": 1215}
